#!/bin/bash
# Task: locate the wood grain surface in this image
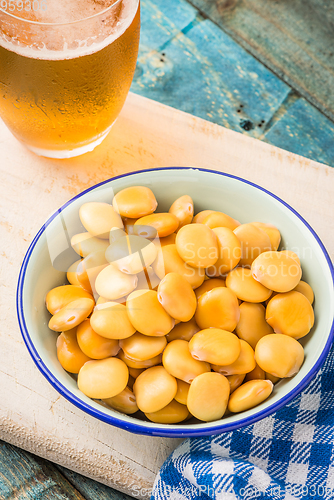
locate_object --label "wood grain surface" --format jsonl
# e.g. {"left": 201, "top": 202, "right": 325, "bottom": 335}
{"left": 131, "top": 0, "right": 334, "bottom": 168}
{"left": 185, "top": 0, "right": 334, "bottom": 122}
{"left": 0, "top": 92, "right": 333, "bottom": 498}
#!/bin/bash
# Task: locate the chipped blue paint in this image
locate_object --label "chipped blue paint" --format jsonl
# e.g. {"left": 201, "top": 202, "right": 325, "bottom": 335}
{"left": 131, "top": 0, "right": 334, "bottom": 167}
{"left": 264, "top": 98, "right": 334, "bottom": 166}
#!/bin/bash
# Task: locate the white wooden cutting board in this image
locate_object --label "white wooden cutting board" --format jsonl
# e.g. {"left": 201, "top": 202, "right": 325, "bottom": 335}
{"left": 0, "top": 92, "right": 333, "bottom": 499}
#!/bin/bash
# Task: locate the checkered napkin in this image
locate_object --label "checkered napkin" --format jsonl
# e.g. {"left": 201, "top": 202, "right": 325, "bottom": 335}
{"left": 151, "top": 345, "right": 334, "bottom": 500}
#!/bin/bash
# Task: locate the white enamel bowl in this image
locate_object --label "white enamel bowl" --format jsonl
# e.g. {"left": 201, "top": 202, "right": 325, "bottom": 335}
{"left": 17, "top": 167, "right": 334, "bottom": 437}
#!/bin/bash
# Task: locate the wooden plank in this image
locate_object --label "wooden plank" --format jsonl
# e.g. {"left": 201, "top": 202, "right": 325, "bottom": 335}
{"left": 184, "top": 0, "right": 334, "bottom": 122}
{"left": 134, "top": 2, "right": 291, "bottom": 140}
{"left": 263, "top": 98, "right": 334, "bottom": 167}
{"left": 0, "top": 441, "right": 85, "bottom": 500}
{"left": 135, "top": 0, "right": 334, "bottom": 166}
{"left": 0, "top": 93, "right": 333, "bottom": 499}
{"left": 139, "top": 0, "right": 198, "bottom": 49}
{"left": 56, "top": 466, "right": 134, "bottom": 500}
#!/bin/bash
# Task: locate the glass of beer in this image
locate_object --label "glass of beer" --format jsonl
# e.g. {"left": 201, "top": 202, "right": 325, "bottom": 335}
{"left": 0, "top": 0, "right": 140, "bottom": 158}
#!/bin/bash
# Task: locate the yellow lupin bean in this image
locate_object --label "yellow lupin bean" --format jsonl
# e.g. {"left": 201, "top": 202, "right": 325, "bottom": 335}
{"left": 189, "top": 328, "right": 241, "bottom": 366}
{"left": 195, "top": 287, "right": 240, "bottom": 332}
{"left": 202, "top": 211, "right": 240, "bottom": 231}
{"left": 233, "top": 223, "right": 272, "bottom": 267}
{"left": 105, "top": 235, "right": 157, "bottom": 275}
{"left": 166, "top": 317, "right": 200, "bottom": 342}
{"left": 118, "top": 350, "right": 162, "bottom": 369}
{"left": 176, "top": 223, "right": 218, "bottom": 268}
{"left": 211, "top": 339, "right": 256, "bottom": 376}
{"left": 145, "top": 400, "right": 189, "bottom": 423}
{"left": 56, "top": 328, "right": 92, "bottom": 374}
{"left": 46, "top": 285, "right": 94, "bottom": 315}
{"left": 79, "top": 202, "right": 123, "bottom": 239}
{"left": 66, "top": 260, "right": 82, "bottom": 287}
{"left": 134, "top": 213, "right": 179, "bottom": 238}
{"left": 193, "top": 210, "right": 215, "bottom": 224}
{"left": 251, "top": 251, "right": 302, "bottom": 293}
{"left": 49, "top": 298, "right": 95, "bottom": 332}
{"left": 78, "top": 357, "right": 129, "bottom": 399}
{"left": 76, "top": 319, "right": 120, "bottom": 359}
{"left": 163, "top": 339, "right": 211, "bottom": 383}
{"left": 187, "top": 372, "right": 230, "bottom": 422}
{"left": 227, "top": 373, "right": 246, "bottom": 394}
{"left": 206, "top": 227, "right": 241, "bottom": 276}
{"left": 157, "top": 272, "right": 197, "bottom": 322}
{"left": 255, "top": 334, "right": 304, "bottom": 378}
{"left": 126, "top": 290, "right": 174, "bottom": 337}
{"left": 251, "top": 222, "right": 281, "bottom": 251}
{"left": 235, "top": 302, "right": 274, "bottom": 349}
{"left": 175, "top": 379, "right": 190, "bottom": 405}
{"left": 133, "top": 366, "right": 177, "bottom": 413}
{"left": 292, "top": 280, "right": 314, "bottom": 304}
{"left": 169, "top": 195, "right": 194, "bottom": 229}
{"left": 228, "top": 380, "right": 273, "bottom": 413}
{"left": 71, "top": 232, "right": 109, "bottom": 258}
{"left": 244, "top": 364, "right": 266, "bottom": 382}
{"left": 103, "top": 387, "right": 139, "bottom": 415}
{"left": 266, "top": 291, "right": 314, "bottom": 339}
{"left": 90, "top": 302, "right": 136, "bottom": 340}
{"left": 195, "top": 278, "right": 226, "bottom": 298}
{"left": 226, "top": 267, "right": 272, "bottom": 303}
{"left": 113, "top": 186, "right": 158, "bottom": 218}
{"left": 95, "top": 264, "right": 138, "bottom": 300}
{"left": 153, "top": 244, "right": 205, "bottom": 288}
{"left": 76, "top": 251, "right": 108, "bottom": 294}
{"left": 120, "top": 332, "right": 167, "bottom": 361}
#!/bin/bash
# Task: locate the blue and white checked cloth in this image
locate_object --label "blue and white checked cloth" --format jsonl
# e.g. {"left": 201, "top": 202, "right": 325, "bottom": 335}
{"left": 151, "top": 345, "right": 334, "bottom": 500}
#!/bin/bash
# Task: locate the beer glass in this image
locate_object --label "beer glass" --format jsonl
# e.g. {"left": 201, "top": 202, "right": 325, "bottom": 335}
{"left": 0, "top": 0, "right": 140, "bottom": 158}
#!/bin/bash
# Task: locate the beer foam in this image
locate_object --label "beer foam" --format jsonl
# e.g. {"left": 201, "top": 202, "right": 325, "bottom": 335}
{"left": 0, "top": 0, "right": 139, "bottom": 60}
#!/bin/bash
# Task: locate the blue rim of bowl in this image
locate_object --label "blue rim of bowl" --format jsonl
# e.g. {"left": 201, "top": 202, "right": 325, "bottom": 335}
{"left": 16, "top": 167, "right": 334, "bottom": 438}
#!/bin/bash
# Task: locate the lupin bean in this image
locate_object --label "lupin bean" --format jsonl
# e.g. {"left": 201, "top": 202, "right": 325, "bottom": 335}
{"left": 176, "top": 223, "right": 218, "bottom": 269}
{"left": 189, "top": 328, "right": 241, "bottom": 366}
{"left": 78, "top": 357, "right": 129, "bottom": 399}
{"left": 90, "top": 302, "right": 136, "bottom": 340}
{"left": 157, "top": 272, "right": 197, "bottom": 322}
{"left": 113, "top": 186, "right": 158, "bottom": 218}
{"left": 228, "top": 380, "right": 273, "bottom": 413}
{"left": 233, "top": 223, "right": 271, "bottom": 267}
{"left": 255, "top": 334, "right": 304, "bottom": 378}
{"left": 266, "top": 291, "right": 314, "bottom": 339}
{"left": 145, "top": 400, "right": 189, "bottom": 423}
{"left": 195, "top": 287, "right": 240, "bottom": 332}
{"left": 79, "top": 202, "right": 123, "bottom": 239}
{"left": 169, "top": 195, "right": 194, "bottom": 229}
{"left": 126, "top": 290, "right": 174, "bottom": 336}
{"left": 163, "top": 339, "right": 211, "bottom": 383}
{"left": 187, "top": 372, "right": 230, "bottom": 421}
{"left": 95, "top": 263, "right": 138, "bottom": 300}
{"left": 133, "top": 366, "right": 177, "bottom": 413}
{"left": 49, "top": 298, "right": 94, "bottom": 332}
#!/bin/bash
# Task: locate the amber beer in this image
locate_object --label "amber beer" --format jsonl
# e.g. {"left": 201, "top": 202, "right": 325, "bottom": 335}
{"left": 0, "top": 0, "right": 140, "bottom": 158}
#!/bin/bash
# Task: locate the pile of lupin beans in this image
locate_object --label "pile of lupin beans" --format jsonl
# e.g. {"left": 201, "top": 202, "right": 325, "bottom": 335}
{"left": 46, "top": 186, "right": 315, "bottom": 424}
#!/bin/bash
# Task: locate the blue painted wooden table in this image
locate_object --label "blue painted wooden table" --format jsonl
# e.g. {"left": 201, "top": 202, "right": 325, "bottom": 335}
{"left": 1, "top": 0, "right": 333, "bottom": 498}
